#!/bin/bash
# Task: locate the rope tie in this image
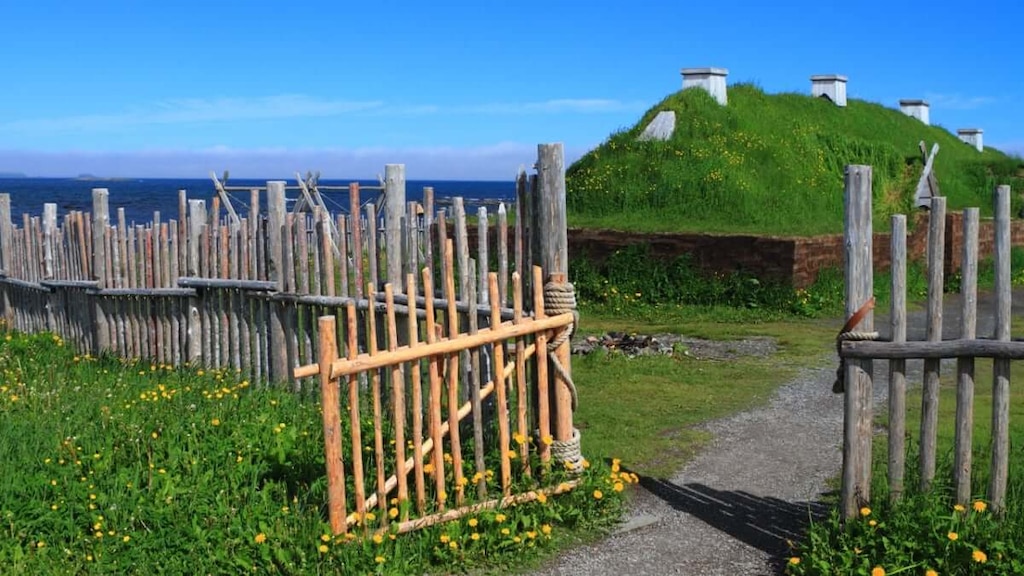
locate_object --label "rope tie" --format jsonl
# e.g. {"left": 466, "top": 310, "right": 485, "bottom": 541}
{"left": 832, "top": 298, "right": 880, "bottom": 394}
{"left": 543, "top": 281, "right": 579, "bottom": 411}
{"left": 542, "top": 280, "right": 583, "bottom": 473}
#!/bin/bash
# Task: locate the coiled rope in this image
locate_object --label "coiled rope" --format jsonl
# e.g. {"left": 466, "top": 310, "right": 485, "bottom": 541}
{"left": 542, "top": 280, "right": 584, "bottom": 473}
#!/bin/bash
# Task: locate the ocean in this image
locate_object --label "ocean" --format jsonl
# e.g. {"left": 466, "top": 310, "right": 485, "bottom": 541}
{"left": 0, "top": 178, "right": 518, "bottom": 225}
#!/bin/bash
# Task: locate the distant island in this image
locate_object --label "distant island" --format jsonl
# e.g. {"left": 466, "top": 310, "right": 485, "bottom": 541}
{"left": 74, "top": 174, "right": 134, "bottom": 182}
{"left": 0, "top": 172, "right": 27, "bottom": 178}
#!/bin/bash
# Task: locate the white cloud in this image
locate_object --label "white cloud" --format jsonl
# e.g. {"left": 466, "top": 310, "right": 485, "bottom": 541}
{"left": 0, "top": 96, "right": 648, "bottom": 133}
{"left": 0, "top": 143, "right": 595, "bottom": 180}
{"left": 924, "top": 93, "right": 997, "bottom": 110}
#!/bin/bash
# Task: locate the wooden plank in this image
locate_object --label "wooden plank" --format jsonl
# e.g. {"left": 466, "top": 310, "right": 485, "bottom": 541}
{"left": 489, "top": 273, "right": 512, "bottom": 496}
{"left": 422, "top": 267, "right": 447, "bottom": 510}
{"left": 887, "top": 215, "right": 907, "bottom": 503}
{"left": 954, "top": 208, "right": 979, "bottom": 505}
{"left": 513, "top": 272, "right": 530, "bottom": 477}
{"left": 405, "top": 273, "right": 426, "bottom": 515}
{"left": 920, "top": 196, "right": 947, "bottom": 492}
{"left": 92, "top": 190, "right": 110, "bottom": 354}
{"left": 187, "top": 200, "right": 205, "bottom": 364}
{"left": 423, "top": 187, "right": 434, "bottom": 284}
{"left": 384, "top": 284, "right": 409, "bottom": 512}
{"left": 532, "top": 265, "right": 551, "bottom": 464}
{"left": 536, "top": 143, "right": 575, "bottom": 446}
{"left": 42, "top": 203, "right": 56, "bottom": 280}
{"left": 350, "top": 183, "right": 363, "bottom": 299}
{"left": 467, "top": 270, "right": 486, "bottom": 500}
{"left": 444, "top": 239, "right": 465, "bottom": 505}
{"left": 267, "top": 181, "right": 288, "bottom": 383}
{"left": 345, "top": 302, "right": 367, "bottom": 522}
{"left": 990, "top": 185, "right": 1011, "bottom": 512}
{"left": 169, "top": 220, "right": 181, "bottom": 365}
{"left": 366, "top": 288, "right": 388, "bottom": 518}
{"left": 477, "top": 207, "right": 489, "bottom": 304}
{"left": 283, "top": 214, "right": 299, "bottom": 390}
{"left": 366, "top": 203, "right": 378, "bottom": 292}
{"left": 840, "top": 165, "right": 874, "bottom": 520}
{"left": 318, "top": 315, "right": 348, "bottom": 535}
{"left": 498, "top": 204, "right": 508, "bottom": 307}
{"left": 384, "top": 164, "right": 406, "bottom": 291}
{"left": 336, "top": 214, "right": 348, "bottom": 297}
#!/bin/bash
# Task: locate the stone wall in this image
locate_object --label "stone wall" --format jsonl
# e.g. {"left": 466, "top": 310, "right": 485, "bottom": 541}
{"left": 565, "top": 211, "right": 1024, "bottom": 289}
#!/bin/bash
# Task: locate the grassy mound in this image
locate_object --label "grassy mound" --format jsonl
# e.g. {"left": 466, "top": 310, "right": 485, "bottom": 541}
{"left": 567, "top": 83, "right": 1024, "bottom": 235}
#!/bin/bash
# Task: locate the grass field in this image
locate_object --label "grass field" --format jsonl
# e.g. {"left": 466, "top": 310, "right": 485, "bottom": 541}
{"left": 566, "top": 83, "right": 1024, "bottom": 236}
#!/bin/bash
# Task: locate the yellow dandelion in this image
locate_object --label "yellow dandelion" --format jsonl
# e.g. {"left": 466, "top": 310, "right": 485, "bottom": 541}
{"left": 925, "top": 570, "right": 938, "bottom": 576}
{"left": 871, "top": 567, "right": 885, "bottom": 576}
{"left": 541, "top": 524, "right": 552, "bottom": 535}
{"left": 318, "top": 544, "right": 328, "bottom": 553}
{"left": 973, "top": 549, "right": 987, "bottom": 563}
{"left": 788, "top": 557, "right": 801, "bottom": 566}
{"left": 375, "top": 556, "right": 385, "bottom": 564}
{"left": 372, "top": 533, "right": 384, "bottom": 544}
{"left": 859, "top": 507, "right": 871, "bottom": 517}
{"left": 254, "top": 533, "right": 267, "bottom": 544}
{"left": 954, "top": 504, "right": 966, "bottom": 513}
{"left": 468, "top": 518, "right": 478, "bottom": 527}
{"left": 471, "top": 532, "right": 480, "bottom": 541}
{"left": 593, "top": 490, "right": 603, "bottom": 500}
{"left": 495, "top": 513, "right": 506, "bottom": 523}
{"left": 973, "top": 500, "right": 987, "bottom": 513}
{"left": 537, "top": 492, "right": 548, "bottom": 504}
{"left": 320, "top": 534, "right": 331, "bottom": 542}
{"left": 211, "top": 418, "right": 220, "bottom": 426}
{"left": 449, "top": 541, "right": 458, "bottom": 550}
{"left": 947, "top": 531, "right": 958, "bottom": 541}
{"left": 613, "top": 482, "right": 624, "bottom": 492}
{"left": 514, "top": 433, "right": 526, "bottom": 445}
{"left": 868, "top": 519, "right": 877, "bottom": 527}
{"left": 439, "top": 534, "right": 450, "bottom": 543}
{"left": 122, "top": 535, "right": 130, "bottom": 543}
{"left": 388, "top": 507, "right": 398, "bottom": 519}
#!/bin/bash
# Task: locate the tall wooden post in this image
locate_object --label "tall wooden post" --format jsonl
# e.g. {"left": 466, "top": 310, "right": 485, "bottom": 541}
{"left": 0, "top": 194, "right": 11, "bottom": 324}
{"left": 318, "top": 315, "right": 347, "bottom": 534}
{"left": 92, "top": 189, "right": 111, "bottom": 353}
{"left": 267, "top": 181, "right": 288, "bottom": 383}
{"left": 841, "top": 165, "right": 874, "bottom": 520}
{"left": 534, "top": 143, "right": 576, "bottom": 449}
{"left": 990, "top": 185, "right": 1011, "bottom": 512}
{"left": 384, "top": 164, "right": 406, "bottom": 293}
{"left": 186, "top": 199, "right": 206, "bottom": 364}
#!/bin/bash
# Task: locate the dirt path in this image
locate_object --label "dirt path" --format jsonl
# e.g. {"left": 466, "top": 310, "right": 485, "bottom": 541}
{"left": 529, "top": 290, "right": 1022, "bottom": 575}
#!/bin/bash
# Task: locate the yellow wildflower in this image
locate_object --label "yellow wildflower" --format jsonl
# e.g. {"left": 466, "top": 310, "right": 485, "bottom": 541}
{"left": 593, "top": 490, "right": 603, "bottom": 500}
{"left": 871, "top": 567, "right": 885, "bottom": 576}
{"left": 468, "top": 518, "right": 478, "bottom": 527}
{"left": 859, "top": 507, "right": 871, "bottom": 517}
{"left": 973, "top": 550, "right": 987, "bottom": 563}
{"left": 973, "top": 500, "right": 987, "bottom": 513}
{"left": 254, "top": 533, "right": 267, "bottom": 544}
{"left": 788, "top": 557, "right": 800, "bottom": 565}
{"left": 947, "top": 532, "right": 958, "bottom": 541}
{"left": 372, "top": 533, "right": 383, "bottom": 544}
{"left": 318, "top": 544, "right": 328, "bottom": 553}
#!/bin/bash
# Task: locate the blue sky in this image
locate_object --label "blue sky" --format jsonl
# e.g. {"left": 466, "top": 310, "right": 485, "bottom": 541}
{"left": 1, "top": 0, "right": 1021, "bottom": 179}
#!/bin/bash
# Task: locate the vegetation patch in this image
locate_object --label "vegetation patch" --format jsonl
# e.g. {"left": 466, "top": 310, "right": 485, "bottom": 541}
{"left": 567, "top": 83, "right": 1024, "bottom": 236}
{"left": 0, "top": 329, "right": 632, "bottom": 575}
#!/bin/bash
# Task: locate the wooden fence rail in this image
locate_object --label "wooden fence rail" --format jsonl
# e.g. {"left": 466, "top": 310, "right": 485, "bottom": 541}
{"left": 838, "top": 168, "right": 1015, "bottom": 518}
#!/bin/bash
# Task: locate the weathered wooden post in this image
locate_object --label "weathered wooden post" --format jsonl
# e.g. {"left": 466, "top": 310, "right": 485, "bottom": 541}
{"left": 0, "top": 194, "right": 11, "bottom": 325}
{"left": 534, "top": 143, "right": 580, "bottom": 470}
{"left": 92, "top": 189, "right": 111, "bottom": 354}
{"left": 267, "top": 181, "right": 289, "bottom": 383}
{"left": 841, "top": 165, "right": 874, "bottom": 520}
{"left": 317, "top": 314, "right": 347, "bottom": 535}
{"left": 954, "top": 207, "right": 979, "bottom": 505}
{"left": 385, "top": 164, "right": 406, "bottom": 293}
{"left": 186, "top": 199, "right": 206, "bottom": 364}
{"left": 888, "top": 214, "right": 907, "bottom": 503}
{"left": 990, "top": 184, "right": 1011, "bottom": 512}
{"left": 920, "top": 196, "right": 947, "bottom": 492}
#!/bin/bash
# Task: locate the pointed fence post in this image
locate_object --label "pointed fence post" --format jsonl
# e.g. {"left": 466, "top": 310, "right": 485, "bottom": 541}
{"left": 384, "top": 164, "right": 406, "bottom": 293}
{"left": 267, "top": 181, "right": 288, "bottom": 383}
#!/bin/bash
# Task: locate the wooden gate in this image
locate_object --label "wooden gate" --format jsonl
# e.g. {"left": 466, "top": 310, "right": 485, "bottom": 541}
{"left": 837, "top": 164, "right": 1015, "bottom": 519}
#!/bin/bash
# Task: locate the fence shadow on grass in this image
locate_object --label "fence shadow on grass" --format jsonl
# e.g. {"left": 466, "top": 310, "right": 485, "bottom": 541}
{"left": 639, "top": 475, "right": 832, "bottom": 571}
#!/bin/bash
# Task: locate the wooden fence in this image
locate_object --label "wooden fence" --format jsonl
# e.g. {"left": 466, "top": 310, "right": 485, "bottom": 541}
{"left": 837, "top": 164, "right": 1016, "bottom": 519}
{"left": 0, "top": 143, "right": 584, "bottom": 535}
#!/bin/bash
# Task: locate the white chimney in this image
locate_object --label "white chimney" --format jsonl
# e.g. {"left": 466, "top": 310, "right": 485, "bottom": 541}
{"left": 957, "top": 128, "right": 984, "bottom": 152}
{"left": 899, "top": 99, "right": 930, "bottom": 125}
{"left": 681, "top": 67, "right": 729, "bottom": 105}
{"left": 811, "top": 75, "right": 848, "bottom": 107}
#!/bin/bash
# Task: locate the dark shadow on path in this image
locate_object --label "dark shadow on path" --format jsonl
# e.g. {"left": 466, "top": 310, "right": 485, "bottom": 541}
{"left": 640, "top": 476, "right": 831, "bottom": 573}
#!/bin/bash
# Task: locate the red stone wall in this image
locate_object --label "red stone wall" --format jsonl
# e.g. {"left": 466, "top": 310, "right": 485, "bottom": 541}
{"left": 566, "top": 211, "right": 1024, "bottom": 289}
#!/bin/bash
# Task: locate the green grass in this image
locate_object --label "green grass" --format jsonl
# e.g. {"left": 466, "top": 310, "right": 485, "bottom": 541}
{"left": 567, "top": 83, "right": 1024, "bottom": 236}
{"left": 573, "top": 305, "right": 837, "bottom": 478}
{"left": 0, "top": 330, "right": 631, "bottom": 575}
{"left": 789, "top": 342, "right": 1024, "bottom": 575}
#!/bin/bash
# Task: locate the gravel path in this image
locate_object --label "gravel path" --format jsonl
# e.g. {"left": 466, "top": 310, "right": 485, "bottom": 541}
{"left": 529, "top": 290, "right": 1023, "bottom": 576}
